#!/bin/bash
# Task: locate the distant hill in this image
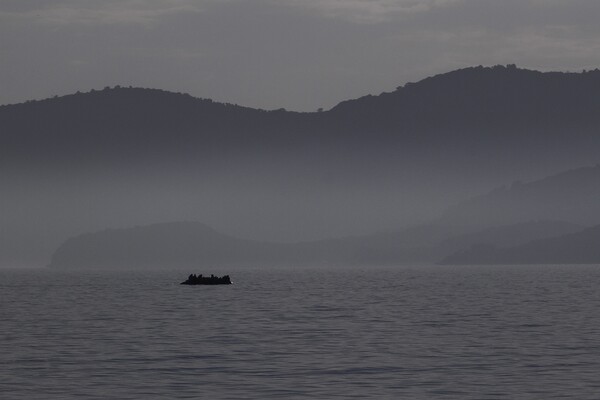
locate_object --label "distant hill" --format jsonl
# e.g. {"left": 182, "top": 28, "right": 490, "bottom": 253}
{"left": 0, "top": 86, "right": 308, "bottom": 167}
{"left": 48, "top": 221, "right": 372, "bottom": 269}
{"left": 5, "top": 65, "right": 600, "bottom": 267}
{"left": 306, "top": 220, "right": 585, "bottom": 265}
{"left": 47, "top": 219, "right": 584, "bottom": 269}
{"left": 437, "top": 164, "right": 600, "bottom": 229}
{"left": 434, "top": 220, "right": 583, "bottom": 255}
{"left": 2, "top": 65, "right": 600, "bottom": 170}
{"left": 330, "top": 64, "right": 600, "bottom": 137}
{"left": 48, "top": 222, "right": 285, "bottom": 269}
{"left": 440, "top": 225, "right": 600, "bottom": 265}
{"left": 47, "top": 221, "right": 424, "bottom": 269}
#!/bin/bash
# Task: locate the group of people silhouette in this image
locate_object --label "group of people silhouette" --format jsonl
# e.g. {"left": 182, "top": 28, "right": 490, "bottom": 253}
{"left": 181, "top": 274, "right": 232, "bottom": 285}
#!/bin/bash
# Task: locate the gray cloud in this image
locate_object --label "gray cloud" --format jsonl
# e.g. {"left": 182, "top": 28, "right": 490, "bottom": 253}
{"left": 0, "top": 0, "right": 205, "bottom": 25}
{"left": 280, "top": 0, "right": 464, "bottom": 24}
{"left": 1, "top": 0, "right": 600, "bottom": 110}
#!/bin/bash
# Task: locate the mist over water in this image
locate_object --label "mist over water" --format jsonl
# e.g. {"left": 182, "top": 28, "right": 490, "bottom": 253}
{"left": 3, "top": 265, "right": 600, "bottom": 399}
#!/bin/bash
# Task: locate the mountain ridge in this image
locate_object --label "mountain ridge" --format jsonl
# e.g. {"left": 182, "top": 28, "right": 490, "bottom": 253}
{"left": 4, "top": 65, "right": 600, "bottom": 267}
{"left": 3, "top": 64, "right": 600, "bottom": 149}
{"left": 3, "top": 64, "right": 600, "bottom": 171}
{"left": 48, "top": 218, "right": 586, "bottom": 269}
{"left": 438, "top": 164, "right": 600, "bottom": 229}
{"left": 440, "top": 225, "right": 600, "bottom": 265}
{"left": 4, "top": 64, "right": 600, "bottom": 113}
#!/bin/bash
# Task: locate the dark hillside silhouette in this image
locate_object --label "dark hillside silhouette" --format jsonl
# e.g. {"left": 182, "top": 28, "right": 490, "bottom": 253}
{"left": 48, "top": 222, "right": 278, "bottom": 269}
{"left": 434, "top": 220, "right": 583, "bottom": 256}
{"left": 438, "top": 164, "right": 600, "bottom": 230}
{"left": 0, "top": 87, "right": 318, "bottom": 167}
{"left": 47, "top": 219, "right": 585, "bottom": 269}
{"left": 331, "top": 65, "right": 600, "bottom": 134}
{"left": 441, "top": 224, "right": 600, "bottom": 265}
{"left": 2, "top": 65, "right": 600, "bottom": 170}
{"left": 3, "top": 65, "right": 600, "bottom": 267}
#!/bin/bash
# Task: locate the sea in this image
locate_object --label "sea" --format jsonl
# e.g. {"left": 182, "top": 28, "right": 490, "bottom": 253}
{"left": 2, "top": 265, "right": 600, "bottom": 399}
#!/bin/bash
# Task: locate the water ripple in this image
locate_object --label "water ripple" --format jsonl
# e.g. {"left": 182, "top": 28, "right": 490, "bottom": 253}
{"left": 2, "top": 265, "right": 600, "bottom": 398}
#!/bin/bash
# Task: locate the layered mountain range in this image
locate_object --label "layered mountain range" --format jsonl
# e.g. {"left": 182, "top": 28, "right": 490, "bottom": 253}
{"left": 2, "top": 64, "right": 600, "bottom": 267}
{"left": 48, "top": 219, "right": 586, "bottom": 269}
{"left": 440, "top": 225, "right": 600, "bottom": 265}
{"left": 49, "top": 164, "right": 600, "bottom": 269}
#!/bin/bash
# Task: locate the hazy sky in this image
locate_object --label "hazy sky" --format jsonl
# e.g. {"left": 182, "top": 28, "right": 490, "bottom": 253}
{"left": 2, "top": 0, "right": 600, "bottom": 111}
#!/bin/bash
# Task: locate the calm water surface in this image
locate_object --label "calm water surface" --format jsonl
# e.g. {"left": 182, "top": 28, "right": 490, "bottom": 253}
{"left": 2, "top": 265, "right": 600, "bottom": 399}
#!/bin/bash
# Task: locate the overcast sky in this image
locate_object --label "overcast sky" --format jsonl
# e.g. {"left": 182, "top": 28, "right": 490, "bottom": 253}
{"left": 1, "top": 0, "right": 600, "bottom": 111}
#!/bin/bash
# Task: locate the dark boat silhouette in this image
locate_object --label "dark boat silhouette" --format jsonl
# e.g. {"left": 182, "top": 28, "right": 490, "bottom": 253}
{"left": 181, "top": 274, "right": 232, "bottom": 285}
